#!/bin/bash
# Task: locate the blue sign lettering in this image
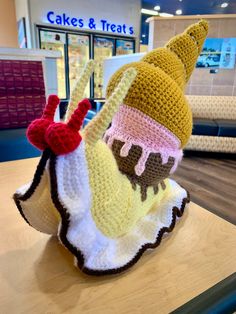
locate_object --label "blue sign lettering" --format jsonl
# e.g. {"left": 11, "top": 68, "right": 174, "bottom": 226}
{"left": 117, "top": 25, "right": 122, "bottom": 33}
{"left": 78, "top": 18, "right": 84, "bottom": 27}
{"left": 100, "top": 19, "right": 107, "bottom": 31}
{"left": 129, "top": 27, "right": 134, "bottom": 35}
{"left": 63, "top": 13, "right": 70, "bottom": 26}
{"left": 122, "top": 24, "right": 126, "bottom": 34}
{"left": 88, "top": 18, "right": 96, "bottom": 30}
{"left": 46, "top": 11, "right": 134, "bottom": 35}
{"left": 47, "top": 11, "right": 55, "bottom": 24}
{"left": 55, "top": 15, "right": 62, "bottom": 25}
{"left": 110, "top": 24, "right": 116, "bottom": 32}
{"left": 71, "top": 18, "right": 77, "bottom": 27}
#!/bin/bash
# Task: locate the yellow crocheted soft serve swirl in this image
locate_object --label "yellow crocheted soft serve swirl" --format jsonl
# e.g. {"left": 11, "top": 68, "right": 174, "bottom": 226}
{"left": 106, "top": 20, "right": 209, "bottom": 147}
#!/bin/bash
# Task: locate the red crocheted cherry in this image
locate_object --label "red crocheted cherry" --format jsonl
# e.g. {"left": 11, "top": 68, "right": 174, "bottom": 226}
{"left": 45, "top": 99, "right": 91, "bottom": 155}
{"left": 27, "top": 95, "right": 60, "bottom": 150}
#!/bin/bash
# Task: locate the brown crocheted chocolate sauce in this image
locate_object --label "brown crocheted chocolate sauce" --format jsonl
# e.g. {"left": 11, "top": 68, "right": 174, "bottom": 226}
{"left": 109, "top": 139, "right": 175, "bottom": 201}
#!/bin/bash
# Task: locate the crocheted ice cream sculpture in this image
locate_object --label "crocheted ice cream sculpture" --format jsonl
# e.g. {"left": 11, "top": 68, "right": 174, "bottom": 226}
{"left": 104, "top": 19, "right": 209, "bottom": 201}
{"left": 13, "top": 20, "right": 208, "bottom": 276}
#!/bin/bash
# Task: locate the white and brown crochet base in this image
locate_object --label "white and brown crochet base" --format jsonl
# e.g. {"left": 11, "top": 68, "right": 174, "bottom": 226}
{"left": 14, "top": 148, "right": 190, "bottom": 276}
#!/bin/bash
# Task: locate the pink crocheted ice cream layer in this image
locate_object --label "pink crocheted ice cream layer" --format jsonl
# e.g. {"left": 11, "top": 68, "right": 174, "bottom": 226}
{"left": 104, "top": 104, "right": 183, "bottom": 176}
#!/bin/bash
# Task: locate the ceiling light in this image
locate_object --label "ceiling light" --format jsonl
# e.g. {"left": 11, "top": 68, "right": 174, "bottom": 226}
{"left": 142, "top": 34, "right": 146, "bottom": 37}
{"left": 141, "top": 8, "right": 159, "bottom": 15}
{"left": 154, "top": 5, "right": 161, "bottom": 10}
{"left": 179, "top": 0, "right": 182, "bottom": 2}
{"left": 159, "top": 12, "right": 174, "bottom": 17}
{"left": 176, "top": 9, "right": 182, "bottom": 15}
{"left": 221, "top": 2, "right": 228, "bottom": 7}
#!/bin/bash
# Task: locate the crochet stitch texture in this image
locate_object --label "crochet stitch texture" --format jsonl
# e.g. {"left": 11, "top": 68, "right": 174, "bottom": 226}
{"left": 104, "top": 20, "right": 208, "bottom": 199}
{"left": 13, "top": 20, "right": 208, "bottom": 275}
{"left": 106, "top": 20, "right": 209, "bottom": 147}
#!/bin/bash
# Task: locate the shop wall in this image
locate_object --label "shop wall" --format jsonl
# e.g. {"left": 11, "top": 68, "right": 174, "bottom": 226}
{"left": 148, "top": 16, "right": 236, "bottom": 96}
{"left": 27, "top": 0, "right": 141, "bottom": 49}
{"left": 0, "top": 0, "right": 18, "bottom": 47}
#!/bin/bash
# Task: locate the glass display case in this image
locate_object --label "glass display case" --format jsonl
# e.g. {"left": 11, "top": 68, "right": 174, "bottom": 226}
{"left": 40, "top": 30, "right": 66, "bottom": 99}
{"left": 94, "top": 37, "right": 115, "bottom": 98}
{"left": 116, "top": 39, "right": 135, "bottom": 55}
{"left": 38, "top": 27, "right": 136, "bottom": 100}
{"left": 68, "top": 34, "right": 90, "bottom": 98}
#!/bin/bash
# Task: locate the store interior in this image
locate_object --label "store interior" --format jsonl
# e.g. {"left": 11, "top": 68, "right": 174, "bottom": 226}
{"left": 0, "top": 0, "right": 236, "bottom": 313}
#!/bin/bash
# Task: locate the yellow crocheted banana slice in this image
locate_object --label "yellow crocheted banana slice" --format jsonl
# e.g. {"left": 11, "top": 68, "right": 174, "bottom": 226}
{"left": 84, "top": 67, "right": 137, "bottom": 145}
{"left": 65, "top": 59, "right": 95, "bottom": 121}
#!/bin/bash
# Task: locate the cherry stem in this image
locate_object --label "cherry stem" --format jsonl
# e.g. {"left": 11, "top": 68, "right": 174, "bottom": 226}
{"left": 67, "top": 99, "right": 91, "bottom": 131}
{"left": 42, "top": 95, "right": 60, "bottom": 120}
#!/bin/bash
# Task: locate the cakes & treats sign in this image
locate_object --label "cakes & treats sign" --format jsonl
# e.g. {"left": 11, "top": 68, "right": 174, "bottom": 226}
{"left": 46, "top": 11, "right": 135, "bottom": 35}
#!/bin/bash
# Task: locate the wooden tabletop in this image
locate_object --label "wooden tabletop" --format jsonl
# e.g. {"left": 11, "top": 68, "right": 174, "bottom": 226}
{"left": 0, "top": 158, "right": 236, "bottom": 314}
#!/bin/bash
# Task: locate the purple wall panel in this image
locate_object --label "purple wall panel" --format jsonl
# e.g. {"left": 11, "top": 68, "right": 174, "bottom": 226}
{"left": 0, "top": 60, "right": 46, "bottom": 129}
